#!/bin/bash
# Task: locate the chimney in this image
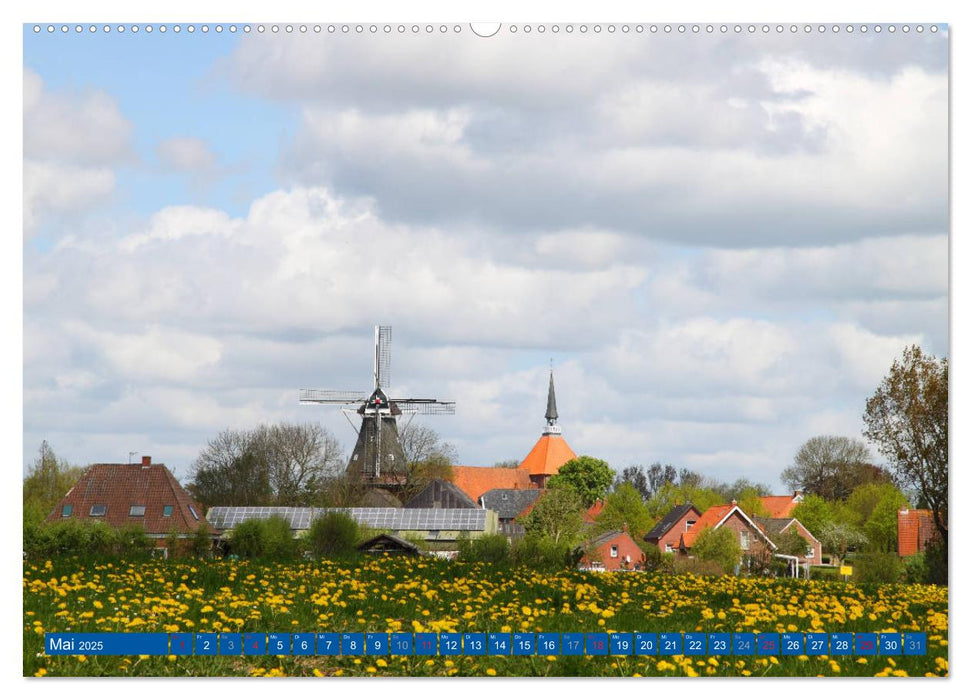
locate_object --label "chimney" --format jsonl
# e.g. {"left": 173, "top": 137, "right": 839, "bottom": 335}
{"left": 731, "top": 499, "right": 737, "bottom": 506}
{"left": 141, "top": 456, "right": 152, "bottom": 467}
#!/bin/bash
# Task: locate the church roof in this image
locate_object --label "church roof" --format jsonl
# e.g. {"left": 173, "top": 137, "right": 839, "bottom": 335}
{"left": 518, "top": 434, "right": 577, "bottom": 477}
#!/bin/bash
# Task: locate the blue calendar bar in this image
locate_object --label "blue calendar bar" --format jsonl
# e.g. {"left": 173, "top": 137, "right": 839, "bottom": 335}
{"left": 45, "top": 633, "right": 169, "bottom": 656}
{"left": 39, "top": 631, "right": 931, "bottom": 657}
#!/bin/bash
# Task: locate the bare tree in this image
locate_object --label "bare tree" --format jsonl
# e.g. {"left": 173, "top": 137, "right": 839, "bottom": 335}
{"left": 398, "top": 422, "right": 457, "bottom": 466}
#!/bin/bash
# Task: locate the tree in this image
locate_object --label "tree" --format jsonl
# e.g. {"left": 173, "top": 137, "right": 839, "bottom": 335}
{"left": 547, "top": 456, "right": 614, "bottom": 507}
{"left": 187, "top": 423, "right": 344, "bottom": 508}
{"left": 781, "top": 435, "right": 879, "bottom": 501}
{"left": 715, "top": 478, "right": 771, "bottom": 503}
{"left": 692, "top": 527, "right": 743, "bottom": 575}
{"left": 645, "top": 481, "right": 723, "bottom": 521}
{"left": 520, "top": 486, "right": 586, "bottom": 546}
{"left": 492, "top": 459, "right": 521, "bottom": 469}
{"left": 818, "top": 522, "right": 867, "bottom": 567}
{"left": 595, "top": 483, "right": 653, "bottom": 540}
{"left": 843, "top": 483, "right": 910, "bottom": 553}
{"left": 775, "top": 529, "right": 810, "bottom": 558}
{"left": 23, "top": 441, "right": 85, "bottom": 526}
{"left": 790, "top": 494, "right": 835, "bottom": 537}
{"left": 398, "top": 422, "right": 457, "bottom": 467}
{"left": 736, "top": 487, "right": 770, "bottom": 518}
{"left": 251, "top": 423, "right": 345, "bottom": 506}
{"left": 863, "top": 345, "right": 947, "bottom": 546}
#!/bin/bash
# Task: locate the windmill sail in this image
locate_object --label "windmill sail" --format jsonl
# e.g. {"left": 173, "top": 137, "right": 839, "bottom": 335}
{"left": 300, "top": 325, "right": 453, "bottom": 486}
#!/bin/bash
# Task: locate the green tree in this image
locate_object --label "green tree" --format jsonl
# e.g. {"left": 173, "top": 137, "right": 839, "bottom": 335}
{"left": 692, "top": 527, "right": 743, "bottom": 575}
{"left": 736, "top": 487, "right": 769, "bottom": 518}
{"left": 863, "top": 345, "right": 948, "bottom": 546}
{"left": 191, "top": 523, "right": 213, "bottom": 558}
{"left": 595, "top": 483, "right": 653, "bottom": 539}
{"left": 790, "top": 494, "right": 835, "bottom": 537}
{"left": 646, "top": 481, "right": 723, "bottom": 521}
{"left": 547, "top": 456, "right": 614, "bottom": 507}
{"left": 520, "top": 486, "right": 586, "bottom": 546}
{"left": 775, "top": 528, "right": 810, "bottom": 558}
{"left": 819, "top": 522, "right": 867, "bottom": 567}
{"left": 781, "top": 436, "right": 881, "bottom": 501}
{"left": 22, "top": 441, "right": 85, "bottom": 527}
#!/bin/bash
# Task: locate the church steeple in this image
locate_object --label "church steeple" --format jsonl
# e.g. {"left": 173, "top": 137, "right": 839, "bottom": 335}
{"left": 543, "top": 369, "right": 561, "bottom": 435}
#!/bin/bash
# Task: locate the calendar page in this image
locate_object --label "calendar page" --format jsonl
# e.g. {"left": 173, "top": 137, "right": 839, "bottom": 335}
{"left": 22, "top": 16, "right": 949, "bottom": 680}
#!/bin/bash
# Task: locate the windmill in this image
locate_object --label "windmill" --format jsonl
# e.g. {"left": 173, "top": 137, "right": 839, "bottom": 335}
{"left": 299, "top": 326, "right": 455, "bottom": 486}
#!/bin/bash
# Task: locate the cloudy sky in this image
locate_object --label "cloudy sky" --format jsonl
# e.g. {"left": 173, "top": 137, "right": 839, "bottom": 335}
{"left": 22, "top": 23, "right": 948, "bottom": 491}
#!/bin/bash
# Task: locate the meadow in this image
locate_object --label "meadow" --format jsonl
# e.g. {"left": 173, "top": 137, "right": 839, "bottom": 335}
{"left": 23, "top": 556, "right": 948, "bottom": 677}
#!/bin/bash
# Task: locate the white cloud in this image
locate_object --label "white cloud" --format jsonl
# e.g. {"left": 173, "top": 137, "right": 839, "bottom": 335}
{"left": 156, "top": 137, "right": 218, "bottom": 173}
{"left": 22, "top": 70, "right": 133, "bottom": 234}
{"left": 23, "top": 69, "right": 133, "bottom": 166}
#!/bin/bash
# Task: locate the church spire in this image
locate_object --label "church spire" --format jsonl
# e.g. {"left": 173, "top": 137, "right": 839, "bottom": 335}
{"left": 543, "top": 368, "right": 561, "bottom": 435}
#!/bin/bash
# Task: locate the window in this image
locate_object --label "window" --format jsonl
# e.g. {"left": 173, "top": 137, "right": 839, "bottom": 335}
{"left": 188, "top": 505, "right": 199, "bottom": 520}
{"left": 610, "top": 545, "right": 619, "bottom": 558}
{"left": 61, "top": 504, "right": 73, "bottom": 517}
{"left": 163, "top": 505, "right": 174, "bottom": 517}
{"left": 129, "top": 505, "right": 146, "bottom": 517}
{"left": 686, "top": 520, "right": 696, "bottom": 531}
{"left": 807, "top": 546, "right": 815, "bottom": 558}
{"left": 89, "top": 505, "right": 107, "bottom": 517}
{"left": 740, "top": 530, "right": 750, "bottom": 549}
{"left": 665, "top": 543, "right": 674, "bottom": 553}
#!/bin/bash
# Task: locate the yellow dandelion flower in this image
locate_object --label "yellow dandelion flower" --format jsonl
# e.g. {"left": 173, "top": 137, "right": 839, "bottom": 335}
{"left": 486, "top": 668, "right": 497, "bottom": 676}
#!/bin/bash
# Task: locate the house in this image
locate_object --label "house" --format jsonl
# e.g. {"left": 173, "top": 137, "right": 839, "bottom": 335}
{"left": 759, "top": 491, "right": 804, "bottom": 518}
{"left": 206, "top": 506, "right": 499, "bottom": 550}
{"left": 644, "top": 503, "right": 703, "bottom": 554}
{"left": 45, "top": 456, "right": 216, "bottom": 557}
{"left": 583, "top": 499, "right": 605, "bottom": 524}
{"left": 479, "top": 488, "right": 541, "bottom": 536}
{"left": 898, "top": 508, "right": 938, "bottom": 557}
{"left": 357, "top": 533, "right": 422, "bottom": 556}
{"left": 679, "top": 502, "right": 776, "bottom": 565}
{"left": 449, "top": 465, "right": 532, "bottom": 502}
{"left": 754, "top": 517, "right": 822, "bottom": 566}
{"left": 403, "top": 479, "right": 478, "bottom": 509}
{"left": 579, "top": 528, "right": 646, "bottom": 571}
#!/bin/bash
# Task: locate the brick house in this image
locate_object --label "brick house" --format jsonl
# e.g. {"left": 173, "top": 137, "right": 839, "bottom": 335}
{"left": 45, "top": 456, "right": 217, "bottom": 556}
{"left": 644, "top": 503, "right": 703, "bottom": 554}
{"left": 679, "top": 503, "right": 776, "bottom": 565}
{"left": 754, "top": 517, "right": 822, "bottom": 566}
{"left": 898, "top": 508, "right": 938, "bottom": 557}
{"left": 579, "top": 528, "right": 646, "bottom": 571}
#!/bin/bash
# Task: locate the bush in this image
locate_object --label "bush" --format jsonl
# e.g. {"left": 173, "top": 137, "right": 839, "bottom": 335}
{"left": 692, "top": 527, "right": 742, "bottom": 575}
{"left": 924, "top": 537, "right": 948, "bottom": 585}
{"left": 115, "top": 524, "right": 151, "bottom": 558}
{"left": 902, "top": 553, "right": 928, "bottom": 584}
{"left": 306, "top": 511, "right": 360, "bottom": 559}
{"left": 191, "top": 523, "right": 213, "bottom": 558}
{"left": 458, "top": 533, "right": 511, "bottom": 565}
{"left": 261, "top": 516, "right": 298, "bottom": 560}
{"left": 853, "top": 551, "right": 903, "bottom": 584}
{"left": 231, "top": 518, "right": 267, "bottom": 558}
{"left": 229, "top": 516, "right": 298, "bottom": 560}
{"left": 673, "top": 558, "right": 726, "bottom": 577}
{"left": 512, "top": 535, "right": 578, "bottom": 570}
{"left": 641, "top": 546, "right": 676, "bottom": 574}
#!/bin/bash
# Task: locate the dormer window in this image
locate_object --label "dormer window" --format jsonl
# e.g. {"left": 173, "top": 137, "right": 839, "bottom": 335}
{"left": 61, "top": 504, "right": 73, "bottom": 518}
{"left": 162, "top": 505, "right": 174, "bottom": 517}
{"left": 90, "top": 505, "right": 107, "bottom": 517}
{"left": 129, "top": 505, "right": 146, "bottom": 517}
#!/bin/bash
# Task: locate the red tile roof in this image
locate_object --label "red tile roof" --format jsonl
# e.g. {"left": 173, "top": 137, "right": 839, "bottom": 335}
{"left": 680, "top": 503, "right": 775, "bottom": 550}
{"left": 760, "top": 494, "right": 801, "bottom": 518}
{"left": 45, "top": 460, "right": 215, "bottom": 535}
{"left": 450, "top": 466, "right": 533, "bottom": 502}
{"left": 583, "top": 499, "right": 605, "bottom": 523}
{"left": 518, "top": 434, "right": 577, "bottom": 477}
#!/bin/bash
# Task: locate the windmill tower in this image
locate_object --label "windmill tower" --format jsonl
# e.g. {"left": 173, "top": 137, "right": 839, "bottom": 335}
{"left": 300, "top": 326, "right": 455, "bottom": 487}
